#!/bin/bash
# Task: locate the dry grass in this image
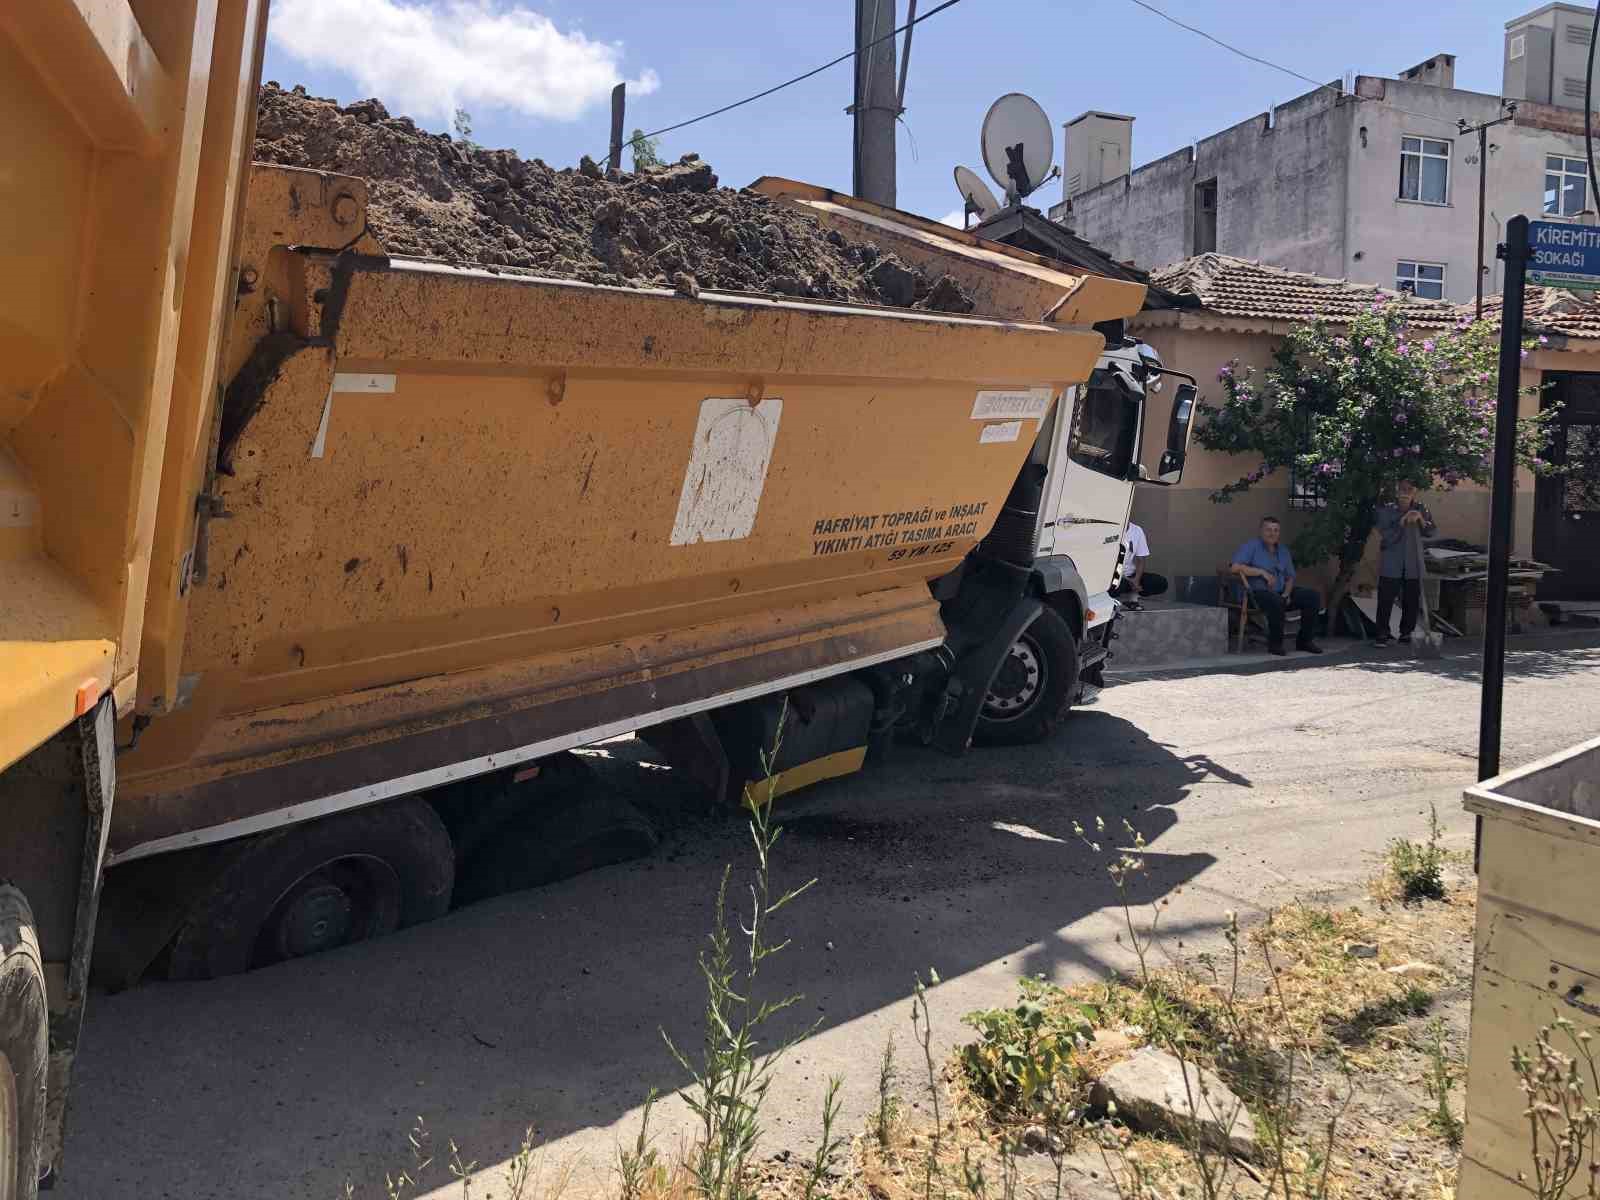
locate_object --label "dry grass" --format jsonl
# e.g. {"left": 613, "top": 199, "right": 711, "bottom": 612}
{"left": 342, "top": 880, "right": 1477, "bottom": 1200}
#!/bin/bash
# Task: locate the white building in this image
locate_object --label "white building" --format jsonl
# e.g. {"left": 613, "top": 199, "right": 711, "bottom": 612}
{"left": 1051, "top": 5, "right": 1600, "bottom": 305}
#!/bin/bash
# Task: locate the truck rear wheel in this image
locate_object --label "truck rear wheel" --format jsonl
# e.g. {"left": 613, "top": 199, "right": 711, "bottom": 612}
{"left": 165, "top": 798, "right": 454, "bottom": 980}
{"left": 454, "top": 786, "right": 656, "bottom": 905}
{"left": 974, "top": 606, "right": 1079, "bottom": 747}
{"left": 0, "top": 886, "right": 47, "bottom": 1200}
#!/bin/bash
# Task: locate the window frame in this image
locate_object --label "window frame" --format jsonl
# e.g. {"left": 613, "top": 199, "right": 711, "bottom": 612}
{"left": 1395, "top": 259, "right": 1447, "bottom": 300}
{"left": 1545, "top": 154, "right": 1589, "bottom": 218}
{"left": 1066, "top": 369, "right": 1142, "bottom": 482}
{"left": 1398, "top": 135, "right": 1452, "bottom": 206}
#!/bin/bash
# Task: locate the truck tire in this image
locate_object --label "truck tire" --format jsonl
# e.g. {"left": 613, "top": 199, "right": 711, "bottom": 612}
{"left": 0, "top": 886, "right": 47, "bottom": 1200}
{"left": 974, "top": 605, "right": 1080, "bottom": 747}
{"left": 455, "top": 789, "right": 656, "bottom": 906}
{"left": 165, "top": 798, "right": 453, "bottom": 981}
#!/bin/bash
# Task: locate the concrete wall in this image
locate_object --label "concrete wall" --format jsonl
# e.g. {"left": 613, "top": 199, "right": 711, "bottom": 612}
{"left": 1056, "top": 74, "right": 1600, "bottom": 304}
{"left": 1126, "top": 318, "right": 1547, "bottom": 589}
{"left": 1061, "top": 87, "right": 1352, "bottom": 276}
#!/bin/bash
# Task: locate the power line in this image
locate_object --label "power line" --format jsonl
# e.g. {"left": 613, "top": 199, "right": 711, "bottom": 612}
{"left": 1122, "top": 0, "right": 1464, "bottom": 130}
{"left": 604, "top": 0, "right": 968, "bottom": 161}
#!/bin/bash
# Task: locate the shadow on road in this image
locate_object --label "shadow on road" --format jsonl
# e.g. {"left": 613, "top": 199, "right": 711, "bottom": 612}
{"left": 69, "top": 711, "right": 1231, "bottom": 1197}
{"left": 1124, "top": 632, "right": 1600, "bottom": 685}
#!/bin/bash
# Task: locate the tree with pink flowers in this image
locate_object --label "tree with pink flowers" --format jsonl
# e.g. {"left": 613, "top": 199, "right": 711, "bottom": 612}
{"left": 1195, "top": 297, "right": 1561, "bottom": 598}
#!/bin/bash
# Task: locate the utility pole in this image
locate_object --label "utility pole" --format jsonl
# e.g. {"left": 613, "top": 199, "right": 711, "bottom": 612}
{"left": 607, "top": 83, "right": 626, "bottom": 176}
{"left": 851, "top": 0, "right": 898, "bottom": 207}
{"left": 1459, "top": 101, "right": 1516, "bottom": 319}
{"left": 1475, "top": 214, "right": 1533, "bottom": 872}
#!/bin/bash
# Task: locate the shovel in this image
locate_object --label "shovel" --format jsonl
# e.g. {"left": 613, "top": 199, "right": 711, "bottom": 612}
{"left": 1409, "top": 524, "right": 1444, "bottom": 658}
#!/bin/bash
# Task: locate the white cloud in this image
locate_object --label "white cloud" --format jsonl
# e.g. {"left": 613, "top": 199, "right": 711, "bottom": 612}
{"left": 269, "top": 0, "right": 659, "bottom": 123}
{"left": 938, "top": 209, "right": 966, "bottom": 228}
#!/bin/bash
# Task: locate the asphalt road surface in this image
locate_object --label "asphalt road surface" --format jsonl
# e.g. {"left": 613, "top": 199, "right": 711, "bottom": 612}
{"left": 60, "top": 634, "right": 1600, "bottom": 1198}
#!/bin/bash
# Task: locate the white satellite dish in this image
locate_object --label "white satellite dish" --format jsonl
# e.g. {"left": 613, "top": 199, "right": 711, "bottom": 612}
{"left": 981, "top": 92, "right": 1054, "bottom": 203}
{"left": 953, "top": 165, "right": 1000, "bottom": 224}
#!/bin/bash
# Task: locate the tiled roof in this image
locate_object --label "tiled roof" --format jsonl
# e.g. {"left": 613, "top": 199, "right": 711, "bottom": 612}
{"left": 1152, "top": 253, "right": 1600, "bottom": 339}
{"left": 1478, "top": 286, "right": 1600, "bottom": 340}
{"left": 1150, "top": 254, "right": 1458, "bottom": 328}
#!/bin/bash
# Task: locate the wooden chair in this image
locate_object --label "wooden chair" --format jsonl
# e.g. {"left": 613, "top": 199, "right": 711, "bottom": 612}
{"left": 1215, "top": 564, "right": 1302, "bottom": 653}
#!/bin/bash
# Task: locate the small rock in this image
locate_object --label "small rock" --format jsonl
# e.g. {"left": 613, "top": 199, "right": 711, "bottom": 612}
{"left": 643, "top": 154, "right": 717, "bottom": 193}
{"left": 867, "top": 257, "right": 918, "bottom": 306}
{"left": 917, "top": 273, "right": 975, "bottom": 314}
{"left": 1090, "top": 1046, "right": 1259, "bottom": 1161}
{"left": 1385, "top": 961, "right": 1443, "bottom": 979}
{"left": 1344, "top": 942, "right": 1380, "bottom": 960}
{"left": 1021, "top": 1125, "right": 1058, "bottom": 1154}
{"left": 344, "top": 97, "right": 389, "bottom": 124}
{"left": 672, "top": 272, "right": 701, "bottom": 298}
{"left": 825, "top": 941, "right": 835, "bottom": 951}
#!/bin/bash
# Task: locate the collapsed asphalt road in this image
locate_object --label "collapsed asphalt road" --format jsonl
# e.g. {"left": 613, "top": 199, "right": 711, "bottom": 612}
{"left": 60, "top": 635, "right": 1600, "bottom": 1198}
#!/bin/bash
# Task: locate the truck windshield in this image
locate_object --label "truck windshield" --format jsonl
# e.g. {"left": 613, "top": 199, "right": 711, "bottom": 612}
{"left": 1067, "top": 375, "right": 1139, "bottom": 480}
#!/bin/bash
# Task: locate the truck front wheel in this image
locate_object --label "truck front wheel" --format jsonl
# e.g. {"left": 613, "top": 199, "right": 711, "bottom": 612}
{"left": 0, "top": 886, "right": 47, "bottom": 1200}
{"left": 165, "top": 798, "right": 454, "bottom": 980}
{"left": 974, "top": 606, "right": 1079, "bottom": 747}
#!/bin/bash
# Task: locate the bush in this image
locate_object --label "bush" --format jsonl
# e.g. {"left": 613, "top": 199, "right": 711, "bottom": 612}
{"left": 1386, "top": 805, "right": 1445, "bottom": 902}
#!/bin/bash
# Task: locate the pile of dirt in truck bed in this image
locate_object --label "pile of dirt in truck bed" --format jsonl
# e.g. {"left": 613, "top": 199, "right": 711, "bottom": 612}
{"left": 253, "top": 83, "right": 974, "bottom": 311}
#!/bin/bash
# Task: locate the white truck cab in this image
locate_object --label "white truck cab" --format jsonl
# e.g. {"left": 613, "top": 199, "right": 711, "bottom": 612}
{"left": 1040, "top": 339, "right": 1196, "bottom": 624}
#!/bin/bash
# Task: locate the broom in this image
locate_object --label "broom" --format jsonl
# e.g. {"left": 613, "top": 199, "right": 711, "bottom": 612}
{"left": 1409, "top": 523, "right": 1444, "bottom": 657}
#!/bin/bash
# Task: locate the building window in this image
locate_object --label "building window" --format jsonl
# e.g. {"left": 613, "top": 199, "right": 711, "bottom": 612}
{"left": 1193, "top": 178, "right": 1218, "bottom": 254}
{"left": 1510, "top": 32, "right": 1526, "bottom": 59}
{"left": 1396, "top": 260, "right": 1446, "bottom": 299}
{"left": 1399, "top": 136, "right": 1451, "bottom": 204}
{"left": 1546, "top": 155, "right": 1589, "bottom": 217}
{"left": 1288, "top": 413, "right": 1328, "bottom": 510}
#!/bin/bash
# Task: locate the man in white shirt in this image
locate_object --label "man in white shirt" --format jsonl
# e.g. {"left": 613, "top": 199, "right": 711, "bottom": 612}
{"left": 1115, "top": 521, "right": 1168, "bottom": 610}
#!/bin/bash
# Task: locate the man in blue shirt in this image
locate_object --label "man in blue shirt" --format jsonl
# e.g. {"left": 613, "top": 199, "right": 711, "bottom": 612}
{"left": 1231, "top": 516, "right": 1323, "bottom": 656}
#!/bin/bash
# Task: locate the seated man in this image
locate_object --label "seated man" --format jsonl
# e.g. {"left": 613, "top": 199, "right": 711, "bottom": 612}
{"left": 1115, "top": 521, "right": 1169, "bottom": 611}
{"left": 1231, "top": 516, "right": 1322, "bottom": 656}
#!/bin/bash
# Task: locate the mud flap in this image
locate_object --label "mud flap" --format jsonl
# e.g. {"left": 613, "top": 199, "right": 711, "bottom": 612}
{"left": 42, "top": 696, "right": 115, "bottom": 1188}
{"left": 930, "top": 597, "right": 1043, "bottom": 755}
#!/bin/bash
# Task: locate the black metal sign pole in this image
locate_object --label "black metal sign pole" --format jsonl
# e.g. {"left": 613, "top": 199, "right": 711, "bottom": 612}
{"left": 1477, "top": 214, "right": 1529, "bottom": 862}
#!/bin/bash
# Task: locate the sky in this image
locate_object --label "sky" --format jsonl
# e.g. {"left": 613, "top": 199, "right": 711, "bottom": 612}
{"left": 262, "top": 0, "right": 1532, "bottom": 230}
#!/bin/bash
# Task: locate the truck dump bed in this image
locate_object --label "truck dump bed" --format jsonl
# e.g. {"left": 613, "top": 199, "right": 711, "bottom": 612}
{"left": 111, "top": 164, "right": 1143, "bottom": 862}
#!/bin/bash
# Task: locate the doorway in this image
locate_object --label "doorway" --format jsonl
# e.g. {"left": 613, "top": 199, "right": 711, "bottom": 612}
{"left": 1534, "top": 372, "right": 1600, "bottom": 600}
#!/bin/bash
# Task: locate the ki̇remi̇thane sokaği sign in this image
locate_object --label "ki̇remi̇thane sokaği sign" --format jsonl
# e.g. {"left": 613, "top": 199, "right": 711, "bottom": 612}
{"left": 1528, "top": 219, "right": 1600, "bottom": 288}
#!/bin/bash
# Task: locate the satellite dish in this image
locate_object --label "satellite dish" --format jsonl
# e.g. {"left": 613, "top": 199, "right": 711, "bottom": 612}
{"left": 981, "top": 92, "right": 1054, "bottom": 203}
{"left": 953, "top": 166, "right": 1000, "bottom": 223}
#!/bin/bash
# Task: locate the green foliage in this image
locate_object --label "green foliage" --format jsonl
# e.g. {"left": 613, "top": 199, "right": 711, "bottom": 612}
{"left": 874, "top": 1036, "right": 900, "bottom": 1150}
{"left": 1386, "top": 804, "right": 1446, "bottom": 902}
{"left": 630, "top": 128, "right": 661, "bottom": 171}
{"left": 1422, "top": 1018, "right": 1463, "bottom": 1148}
{"left": 616, "top": 1091, "right": 664, "bottom": 1200}
{"left": 960, "top": 978, "right": 1095, "bottom": 1119}
{"left": 452, "top": 108, "right": 478, "bottom": 152}
{"left": 661, "top": 704, "right": 818, "bottom": 1200}
{"left": 1511, "top": 1018, "right": 1600, "bottom": 1199}
{"left": 1194, "top": 299, "right": 1560, "bottom": 575}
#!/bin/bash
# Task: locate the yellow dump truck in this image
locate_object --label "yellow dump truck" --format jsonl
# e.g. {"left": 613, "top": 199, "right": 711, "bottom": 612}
{"left": 0, "top": 4, "right": 1195, "bottom": 1194}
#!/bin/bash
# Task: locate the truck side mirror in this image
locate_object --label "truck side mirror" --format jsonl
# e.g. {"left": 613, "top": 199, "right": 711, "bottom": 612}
{"left": 1146, "top": 381, "right": 1197, "bottom": 487}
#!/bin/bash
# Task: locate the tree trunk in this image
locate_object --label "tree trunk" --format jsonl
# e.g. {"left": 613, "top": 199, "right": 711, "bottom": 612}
{"left": 1326, "top": 506, "right": 1377, "bottom": 633}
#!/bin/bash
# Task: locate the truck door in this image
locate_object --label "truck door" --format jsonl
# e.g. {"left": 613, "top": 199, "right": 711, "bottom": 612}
{"left": 1041, "top": 369, "right": 1142, "bottom": 597}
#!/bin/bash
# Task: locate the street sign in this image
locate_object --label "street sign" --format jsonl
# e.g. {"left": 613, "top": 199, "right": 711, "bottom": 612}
{"left": 1527, "top": 219, "right": 1600, "bottom": 287}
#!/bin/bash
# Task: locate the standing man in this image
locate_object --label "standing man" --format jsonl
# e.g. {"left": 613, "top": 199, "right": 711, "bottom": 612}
{"left": 1231, "top": 516, "right": 1323, "bottom": 656}
{"left": 1115, "top": 520, "right": 1169, "bottom": 611}
{"left": 1373, "top": 479, "right": 1437, "bottom": 648}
